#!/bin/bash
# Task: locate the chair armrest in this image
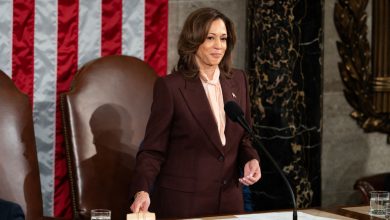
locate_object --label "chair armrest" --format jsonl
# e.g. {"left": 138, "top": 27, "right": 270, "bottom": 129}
{"left": 353, "top": 173, "right": 390, "bottom": 204}
{"left": 353, "top": 180, "right": 375, "bottom": 204}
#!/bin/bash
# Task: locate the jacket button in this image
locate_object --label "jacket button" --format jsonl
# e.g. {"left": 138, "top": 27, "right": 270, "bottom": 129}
{"left": 218, "top": 155, "right": 224, "bottom": 162}
{"left": 223, "top": 180, "right": 228, "bottom": 185}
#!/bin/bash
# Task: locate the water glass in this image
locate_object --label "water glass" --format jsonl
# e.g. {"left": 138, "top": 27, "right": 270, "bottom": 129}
{"left": 369, "top": 191, "right": 390, "bottom": 216}
{"left": 385, "top": 202, "right": 390, "bottom": 219}
{"left": 91, "top": 209, "right": 111, "bottom": 220}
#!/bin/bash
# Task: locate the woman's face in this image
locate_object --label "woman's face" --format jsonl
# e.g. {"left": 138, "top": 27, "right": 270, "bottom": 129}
{"left": 195, "top": 18, "right": 227, "bottom": 70}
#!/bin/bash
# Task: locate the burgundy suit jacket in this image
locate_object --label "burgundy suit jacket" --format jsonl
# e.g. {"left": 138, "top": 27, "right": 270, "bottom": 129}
{"left": 131, "top": 69, "right": 260, "bottom": 219}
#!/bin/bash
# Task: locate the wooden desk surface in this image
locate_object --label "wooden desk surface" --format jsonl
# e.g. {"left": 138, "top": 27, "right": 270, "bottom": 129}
{"left": 332, "top": 205, "right": 385, "bottom": 220}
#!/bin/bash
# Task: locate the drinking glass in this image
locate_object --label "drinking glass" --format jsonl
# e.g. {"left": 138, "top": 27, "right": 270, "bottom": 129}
{"left": 369, "top": 191, "right": 390, "bottom": 216}
{"left": 91, "top": 209, "right": 111, "bottom": 220}
{"left": 385, "top": 202, "right": 390, "bottom": 219}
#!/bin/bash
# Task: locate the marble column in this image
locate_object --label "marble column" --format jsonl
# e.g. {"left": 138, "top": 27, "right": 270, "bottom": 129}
{"left": 246, "top": 0, "right": 323, "bottom": 210}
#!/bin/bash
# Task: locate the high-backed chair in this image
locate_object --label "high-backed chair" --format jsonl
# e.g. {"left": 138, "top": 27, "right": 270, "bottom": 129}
{"left": 353, "top": 172, "right": 390, "bottom": 204}
{"left": 61, "top": 55, "right": 158, "bottom": 220}
{"left": 0, "top": 70, "right": 63, "bottom": 220}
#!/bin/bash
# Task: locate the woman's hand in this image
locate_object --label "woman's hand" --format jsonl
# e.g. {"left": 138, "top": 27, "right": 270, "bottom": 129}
{"left": 239, "top": 159, "right": 261, "bottom": 186}
{"left": 130, "top": 191, "right": 150, "bottom": 213}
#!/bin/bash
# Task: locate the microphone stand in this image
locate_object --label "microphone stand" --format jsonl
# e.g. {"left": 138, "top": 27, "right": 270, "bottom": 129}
{"left": 237, "top": 117, "right": 298, "bottom": 220}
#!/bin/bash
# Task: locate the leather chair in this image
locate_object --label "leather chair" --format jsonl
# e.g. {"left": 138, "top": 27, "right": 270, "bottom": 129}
{"left": 0, "top": 70, "right": 63, "bottom": 220}
{"left": 61, "top": 55, "right": 158, "bottom": 220}
{"left": 353, "top": 172, "right": 390, "bottom": 204}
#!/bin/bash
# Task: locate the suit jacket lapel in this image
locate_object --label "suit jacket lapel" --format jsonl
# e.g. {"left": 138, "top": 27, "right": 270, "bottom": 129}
{"left": 220, "top": 75, "right": 238, "bottom": 108}
{"left": 220, "top": 75, "right": 239, "bottom": 153}
{"left": 180, "top": 77, "right": 223, "bottom": 152}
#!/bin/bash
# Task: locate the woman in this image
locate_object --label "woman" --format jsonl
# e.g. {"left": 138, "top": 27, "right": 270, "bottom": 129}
{"left": 130, "top": 7, "right": 261, "bottom": 219}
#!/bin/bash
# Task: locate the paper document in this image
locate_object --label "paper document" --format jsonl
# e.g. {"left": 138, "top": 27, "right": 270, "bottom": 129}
{"left": 218, "top": 211, "right": 342, "bottom": 220}
{"left": 182, "top": 210, "right": 352, "bottom": 220}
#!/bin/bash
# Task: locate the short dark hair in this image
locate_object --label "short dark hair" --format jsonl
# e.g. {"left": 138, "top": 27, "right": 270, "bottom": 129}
{"left": 174, "top": 7, "right": 236, "bottom": 78}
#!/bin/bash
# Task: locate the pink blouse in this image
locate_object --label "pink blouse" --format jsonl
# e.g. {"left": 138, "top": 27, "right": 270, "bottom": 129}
{"left": 199, "top": 67, "right": 226, "bottom": 146}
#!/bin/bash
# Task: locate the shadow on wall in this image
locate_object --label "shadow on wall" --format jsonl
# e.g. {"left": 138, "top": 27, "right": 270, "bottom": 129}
{"left": 322, "top": 130, "right": 370, "bottom": 207}
{"left": 344, "top": 134, "right": 370, "bottom": 205}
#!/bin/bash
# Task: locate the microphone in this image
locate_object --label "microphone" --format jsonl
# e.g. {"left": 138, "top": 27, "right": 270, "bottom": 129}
{"left": 224, "top": 101, "right": 252, "bottom": 133}
{"left": 224, "top": 101, "right": 298, "bottom": 220}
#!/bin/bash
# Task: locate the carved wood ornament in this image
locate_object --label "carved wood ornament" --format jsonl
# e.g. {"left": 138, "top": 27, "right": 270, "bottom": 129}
{"left": 335, "top": 0, "right": 390, "bottom": 142}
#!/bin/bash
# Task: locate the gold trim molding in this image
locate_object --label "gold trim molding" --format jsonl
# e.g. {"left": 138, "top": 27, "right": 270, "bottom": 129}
{"left": 334, "top": 0, "right": 390, "bottom": 142}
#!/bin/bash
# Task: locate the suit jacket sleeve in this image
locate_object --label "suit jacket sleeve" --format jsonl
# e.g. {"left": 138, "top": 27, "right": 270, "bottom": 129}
{"left": 10, "top": 203, "right": 25, "bottom": 220}
{"left": 0, "top": 199, "right": 25, "bottom": 220}
{"left": 130, "top": 77, "right": 173, "bottom": 196}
